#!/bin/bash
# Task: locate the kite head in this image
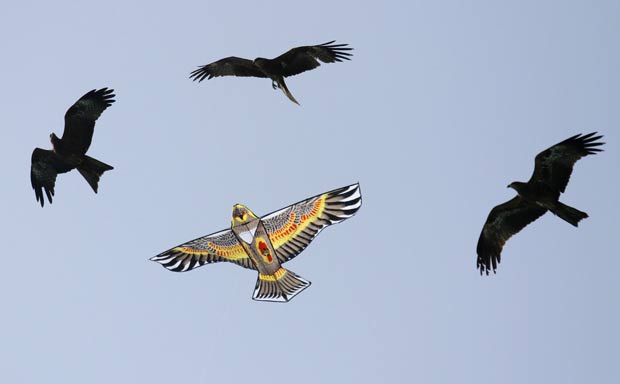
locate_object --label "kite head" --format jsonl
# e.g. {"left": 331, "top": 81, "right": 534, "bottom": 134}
{"left": 231, "top": 204, "right": 258, "bottom": 227}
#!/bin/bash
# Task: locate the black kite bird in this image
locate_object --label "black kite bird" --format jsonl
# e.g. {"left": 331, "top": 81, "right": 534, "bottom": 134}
{"left": 477, "top": 132, "right": 604, "bottom": 274}
{"left": 151, "top": 183, "right": 362, "bottom": 302}
{"left": 189, "top": 41, "right": 353, "bottom": 105}
{"left": 30, "top": 88, "right": 115, "bottom": 207}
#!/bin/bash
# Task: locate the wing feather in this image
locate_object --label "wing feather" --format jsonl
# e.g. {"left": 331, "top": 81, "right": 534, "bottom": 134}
{"left": 529, "top": 132, "right": 604, "bottom": 193}
{"left": 476, "top": 196, "right": 547, "bottom": 275}
{"left": 273, "top": 41, "right": 353, "bottom": 77}
{"left": 189, "top": 57, "right": 267, "bottom": 82}
{"left": 62, "top": 88, "right": 115, "bottom": 155}
{"left": 30, "top": 148, "right": 73, "bottom": 207}
{"left": 150, "top": 229, "right": 256, "bottom": 272}
{"left": 263, "top": 183, "right": 362, "bottom": 264}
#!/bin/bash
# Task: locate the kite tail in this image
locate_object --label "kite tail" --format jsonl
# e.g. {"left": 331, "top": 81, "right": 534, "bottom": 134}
{"left": 252, "top": 268, "right": 310, "bottom": 302}
{"left": 550, "top": 201, "right": 588, "bottom": 227}
{"left": 77, "top": 155, "right": 114, "bottom": 193}
{"left": 277, "top": 78, "right": 300, "bottom": 105}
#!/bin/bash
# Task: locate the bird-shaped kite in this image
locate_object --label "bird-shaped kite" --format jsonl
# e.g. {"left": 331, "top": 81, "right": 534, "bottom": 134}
{"left": 477, "top": 132, "right": 604, "bottom": 274}
{"left": 189, "top": 41, "right": 353, "bottom": 105}
{"left": 151, "top": 183, "right": 362, "bottom": 302}
{"left": 30, "top": 88, "right": 115, "bottom": 207}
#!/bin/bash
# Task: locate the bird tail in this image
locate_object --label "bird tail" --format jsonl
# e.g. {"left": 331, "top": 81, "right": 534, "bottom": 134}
{"left": 252, "top": 267, "right": 310, "bottom": 302}
{"left": 549, "top": 201, "right": 588, "bottom": 227}
{"left": 77, "top": 155, "right": 114, "bottom": 193}
{"left": 277, "top": 78, "right": 300, "bottom": 105}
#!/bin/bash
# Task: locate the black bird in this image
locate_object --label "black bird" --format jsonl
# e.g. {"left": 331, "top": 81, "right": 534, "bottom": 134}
{"left": 189, "top": 41, "right": 353, "bottom": 105}
{"left": 477, "top": 132, "right": 604, "bottom": 274}
{"left": 30, "top": 88, "right": 115, "bottom": 207}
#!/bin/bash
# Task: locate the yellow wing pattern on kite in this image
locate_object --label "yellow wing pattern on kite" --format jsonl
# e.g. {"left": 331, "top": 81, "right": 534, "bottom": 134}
{"left": 263, "top": 183, "right": 361, "bottom": 263}
{"left": 150, "top": 228, "right": 256, "bottom": 272}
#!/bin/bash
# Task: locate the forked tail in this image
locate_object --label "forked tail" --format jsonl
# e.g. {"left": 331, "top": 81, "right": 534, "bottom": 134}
{"left": 550, "top": 201, "right": 588, "bottom": 227}
{"left": 253, "top": 268, "right": 310, "bottom": 302}
{"left": 77, "top": 155, "right": 114, "bottom": 193}
{"left": 277, "top": 78, "right": 300, "bottom": 105}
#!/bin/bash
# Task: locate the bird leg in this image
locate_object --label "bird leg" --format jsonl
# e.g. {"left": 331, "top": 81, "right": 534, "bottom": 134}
{"left": 271, "top": 80, "right": 279, "bottom": 90}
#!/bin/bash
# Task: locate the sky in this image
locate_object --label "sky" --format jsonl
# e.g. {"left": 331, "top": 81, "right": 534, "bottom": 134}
{"left": 1, "top": 0, "right": 619, "bottom": 383}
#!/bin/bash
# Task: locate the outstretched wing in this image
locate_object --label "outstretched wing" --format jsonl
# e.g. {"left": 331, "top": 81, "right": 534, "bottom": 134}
{"left": 62, "top": 88, "right": 115, "bottom": 155}
{"left": 262, "top": 183, "right": 362, "bottom": 264}
{"left": 30, "top": 148, "right": 72, "bottom": 207}
{"left": 273, "top": 41, "right": 353, "bottom": 77}
{"left": 529, "top": 132, "right": 604, "bottom": 193}
{"left": 189, "top": 57, "right": 268, "bottom": 82}
{"left": 476, "top": 196, "right": 547, "bottom": 275}
{"left": 150, "top": 229, "right": 256, "bottom": 272}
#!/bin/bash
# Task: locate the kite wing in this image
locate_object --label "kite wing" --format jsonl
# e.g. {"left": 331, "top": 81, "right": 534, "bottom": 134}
{"left": 476, "top": 196, "right": 547, "bottom": 275}
{"left": 62, "top": 88, "right": 115, "bottom": 155}
{"left": 189, "top": 57, "right": 268, "bottom": 82}
{"left": 273, "top": 41, "right": 353, "bottom": 77}
{"left": 151, "top": 229, "right": 256, "bottom": 272}
{"left": 529, "top": 132, "right": 604, "bottom": 193}
{"left": 262, "top": 183, "right": 362, "bottom": 264}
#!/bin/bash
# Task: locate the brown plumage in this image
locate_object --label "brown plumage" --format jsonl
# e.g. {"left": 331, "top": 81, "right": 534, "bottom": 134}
{"left": 30, "top": 88, "right": 115, "bottom": 207}
{"left": 477, "top": 132, "right": 604, "bottom": 275}
{"left": 189, "top": 41, "right": 353, "bottom": 105}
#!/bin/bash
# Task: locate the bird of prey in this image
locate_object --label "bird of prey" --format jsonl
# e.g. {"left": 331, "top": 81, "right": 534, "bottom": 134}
{"left": 189, "top": 41, "right": 353, "bottom": 105}
{"left": 476, "top": 132, "right": 604, "bottom": 274}
{"left": 30, "top": 88, "right": 115, "bottom": 207}
{"left": 151, "top": 183, "right": 362, "bottom": 302}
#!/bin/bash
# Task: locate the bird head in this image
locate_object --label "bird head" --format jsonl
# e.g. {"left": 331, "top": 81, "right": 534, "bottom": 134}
{"left": 49, "top": 133, "right": 61, "bottom": 151}
{"left": 231, "top": 204, "right": 258, "bottom": 227}
{"left": 507, "top": 181, "right": 525, "bottom": 193}
{"left": 253, "top": 57, "right": 267, "bottom": 68}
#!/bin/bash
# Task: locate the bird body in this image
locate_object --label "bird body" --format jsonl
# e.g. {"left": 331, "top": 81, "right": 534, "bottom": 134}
{"left": 249, "top": 57, "right": 300, "bottom": 104}
{"left": 30, "top": 88, "right": 115, "bottom": 207}
{"left": 190, "top": 41, "right": 353, "bottom": 105}
{"left": 507, "top": 181, "right": 588, "bottom": 227}
{"left": 477, "top": 132, "right": 604, "bottom": 274}
{"left": 151, "top": 183, "right": 362, "bottom": 302}
{"left": 507, "top": 181, "right": 559, "bottom": 210}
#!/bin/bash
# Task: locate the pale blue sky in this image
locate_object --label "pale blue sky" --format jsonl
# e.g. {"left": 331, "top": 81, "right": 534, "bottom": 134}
{"left": 1, "top": 1, "right": 619, "bottom": 383}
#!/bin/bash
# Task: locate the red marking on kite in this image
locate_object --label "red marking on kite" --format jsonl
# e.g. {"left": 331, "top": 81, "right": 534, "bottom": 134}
{"left": 258, "top": 241, "right": 268, "bottom": 253}
{"left": 258, "top": 241, "right": 273, "bottom": 262}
